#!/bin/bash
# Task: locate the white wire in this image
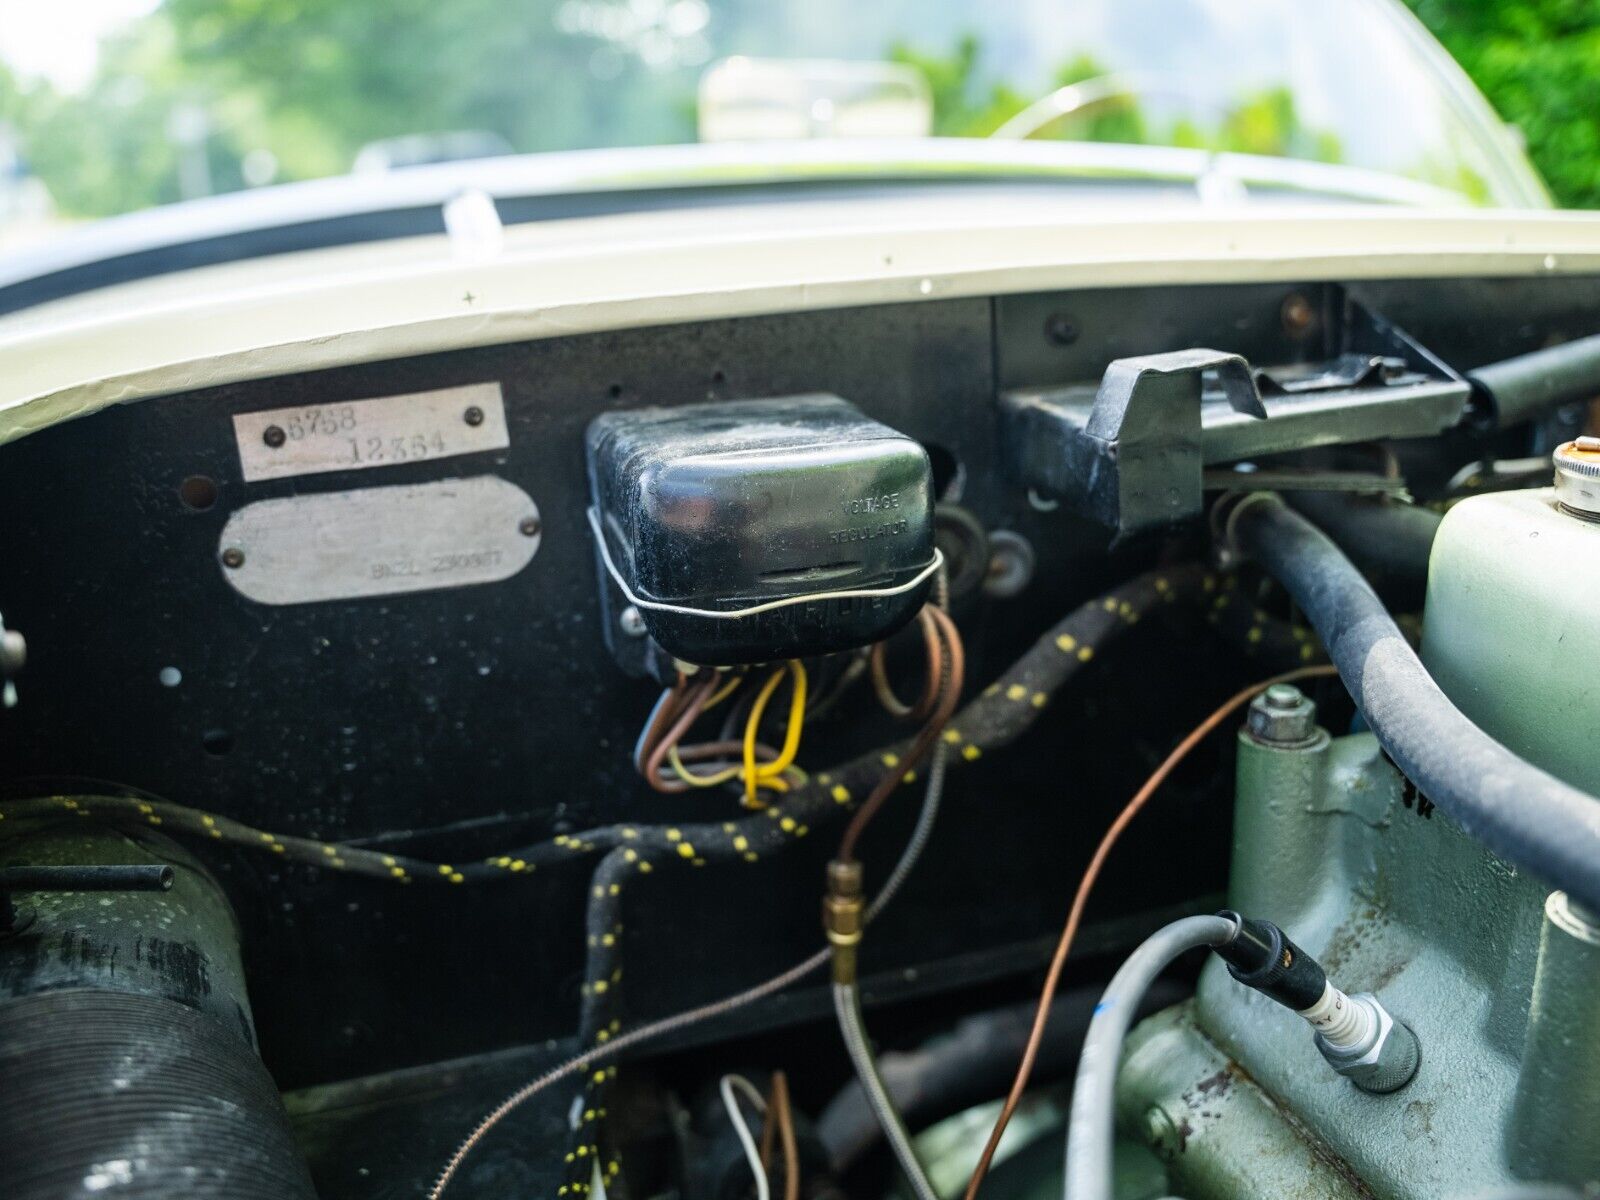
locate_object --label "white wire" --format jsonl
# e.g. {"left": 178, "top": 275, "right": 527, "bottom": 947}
{"left": 720, "top": 1073, "right": 772, "bottom": 1200}
{"left": 587, "top": 507, "right": 944, "bottom": 620}
{"left": 431, "top": 677, "right": 952, "bottom": 1200}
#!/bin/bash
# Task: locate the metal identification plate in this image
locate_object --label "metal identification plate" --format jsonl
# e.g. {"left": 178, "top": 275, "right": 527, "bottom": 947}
{"left": 232, "top": 382, "right": 509, "bottom": 482}
{"left": 218, "top": 476, "right": 541, "bottom": 605}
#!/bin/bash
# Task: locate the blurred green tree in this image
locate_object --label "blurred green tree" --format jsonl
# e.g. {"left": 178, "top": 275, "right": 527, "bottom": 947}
{"left": 888, "top": 35, "right": 1028, "bottom": 136}
{"left": 1403, "top": 0, "right": 1600, "bottom": 207}
{"left": 7, "top": 0, "right": 719, "bottom": 218}
{"left": 163, "top": 0, "right": 701, "bottom": 174}
{"left": 894, "top": 39, "right": 1337, "bottom": 167}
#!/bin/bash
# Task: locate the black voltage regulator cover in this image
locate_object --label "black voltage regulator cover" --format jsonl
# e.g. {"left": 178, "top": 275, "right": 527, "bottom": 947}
{"left": 586, "top": 396, "right": 935, "bottom": 665}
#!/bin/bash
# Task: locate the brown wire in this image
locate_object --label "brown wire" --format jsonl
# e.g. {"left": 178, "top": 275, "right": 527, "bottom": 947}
{"left": 431, "top": 951, "right": 834, "bottom": 1200}
{"left": 638, "top": 667, "right": 802, "bottom": 791}
{"left": 634, "top": 681, "right": 691, "bottom": 774}
{"left": 675, "top": 740, "right": 781, "bottom": 764}
{"left": 771, "top": 1070, "right": 800, "bottom": 1200}
{"left": 838, "top": 604, "right": 965, "bottom": 863}
{"left": 642, "top": 672, "right": 722, "bottom": 793}
{"left": 961, "top": 664, "right": 1339, "bottom": 1200}
{"left": 662, "top": 739, "right": 783, "bottom": 788}
{"left": 869, "top": 608, "right": 942, "bottom": 721}
{"left": 758, "top": 1077, "right": 778, "bottom": 1174}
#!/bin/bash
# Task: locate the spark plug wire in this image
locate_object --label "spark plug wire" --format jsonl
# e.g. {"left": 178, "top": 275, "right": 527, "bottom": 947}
{"left": 962, "top": 664, "right": 1339, "bottom": 1200}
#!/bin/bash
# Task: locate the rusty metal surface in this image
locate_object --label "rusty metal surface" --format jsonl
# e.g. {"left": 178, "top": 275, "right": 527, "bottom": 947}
{"left": 1119, "top": 727, "right": 1579, "bottom": 1197}
{"left": 1116, "top": 1003, "right": 1370, "bottom": 1200}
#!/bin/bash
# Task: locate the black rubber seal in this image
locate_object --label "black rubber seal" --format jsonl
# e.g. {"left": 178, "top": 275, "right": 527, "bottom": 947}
{"left": 1214, "top": 910, "right": 1327, "bottom": 1011}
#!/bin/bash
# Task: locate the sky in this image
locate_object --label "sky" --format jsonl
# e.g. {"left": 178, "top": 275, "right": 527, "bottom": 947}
{"left": 0, "top": 0, "right": 161, "bottom": 91}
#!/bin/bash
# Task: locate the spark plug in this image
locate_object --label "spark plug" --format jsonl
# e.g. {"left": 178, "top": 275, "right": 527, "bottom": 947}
{"left": 1212, "top": 910, "right": 1420, "bottom": 1094}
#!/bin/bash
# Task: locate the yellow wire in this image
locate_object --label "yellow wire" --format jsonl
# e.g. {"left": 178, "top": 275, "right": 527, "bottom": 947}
{"left": 655, "top": 673, "right": 743, "bottom": 787}
{"left": 743, "top": 667, "right": 790, "bottom": 807}
{"left": 667, "top": 746, "right": 742, "bottom": 788}
{"left": 666, "top": 751, "right": 792, "bottom": 793}
{"left": 754, "top": 661, "right": 807, "bottom": 781}
{"left": 739, "top": 661, "right": 808, "bottom": 807}
{"left": 701, "top": 673, "right": 744, "bottom": 713}
{"left": 665, "top": 668, "right": 800, "bottom": 796}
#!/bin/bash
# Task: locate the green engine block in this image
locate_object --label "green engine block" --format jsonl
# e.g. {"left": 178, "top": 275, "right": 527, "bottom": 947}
{"left": 1117, "top": 488, "right": 1600, "bottom": 1198}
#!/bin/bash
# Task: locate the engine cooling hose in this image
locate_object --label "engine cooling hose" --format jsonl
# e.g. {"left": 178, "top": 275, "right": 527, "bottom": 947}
{"left": 1468, "top": 332, "right": 1600, "bottom": 430}
{"left": 0, "top": 821, "right": 317, "bottom": 1200}
{"left": 0, "top": 989, "right": 318, "bottom": 1200}
{"left": 1283, "top": 491, "right": 1440, "bottom": 606}
{"left": 1233, "top": 494, "right": 1600, "bottom": 913}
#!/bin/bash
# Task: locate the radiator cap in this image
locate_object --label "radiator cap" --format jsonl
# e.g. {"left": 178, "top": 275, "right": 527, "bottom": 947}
{"left": 1553, "top": 437, "right": 1600, "bottom": 520}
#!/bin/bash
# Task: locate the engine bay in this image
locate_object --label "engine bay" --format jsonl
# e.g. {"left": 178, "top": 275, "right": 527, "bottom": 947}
{"left": 2, "top": 264, "right": 1598, "bottom": 1200}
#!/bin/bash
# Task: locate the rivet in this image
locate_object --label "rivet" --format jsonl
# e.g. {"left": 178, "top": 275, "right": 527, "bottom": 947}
{"left": 262, "top": 425, "right": 286, "bottom": 448}
{"left": 221, "top": 547, "right": 246, "bottom": 569}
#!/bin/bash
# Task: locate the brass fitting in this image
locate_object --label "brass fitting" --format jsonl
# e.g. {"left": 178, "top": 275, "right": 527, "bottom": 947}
{"left": 823, "top": 859, "right": 865, "bottom": 984}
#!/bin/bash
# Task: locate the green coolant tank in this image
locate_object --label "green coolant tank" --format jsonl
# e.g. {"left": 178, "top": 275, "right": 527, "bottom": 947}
{"left": 1421, "top": 441, "right": 1600, "bottom": 794}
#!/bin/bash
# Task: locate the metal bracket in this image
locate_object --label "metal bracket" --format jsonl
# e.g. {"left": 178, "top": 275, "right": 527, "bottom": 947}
{"left": 1000, "top": 299, "right": 1470, "bottom": 541}
{"left": 1003, "top": 349, "right": 1266, "bottom": 539}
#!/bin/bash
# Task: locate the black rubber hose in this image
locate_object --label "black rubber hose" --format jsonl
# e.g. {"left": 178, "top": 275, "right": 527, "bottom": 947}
{"left": 0, "top": 989, "right": 318, "bottom": 1200}
{"left": 1469, "top": 332, "right": 1600, "bottom": 429}
{"left": 1283, "top": 492, "right": 1440, "bottom": 607}
{"left": 0, "top": 864, "right": 173, "bottom": 892}
{"left": 0, "top": 824, "right": 316, "bottom": 1199}
{"left": 1234, "top": 495, "right": 1600, "bottom": 912}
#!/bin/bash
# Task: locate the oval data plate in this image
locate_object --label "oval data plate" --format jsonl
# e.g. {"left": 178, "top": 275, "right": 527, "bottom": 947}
{"left": 219, "top": 476, "right": 540, "bottom": 605}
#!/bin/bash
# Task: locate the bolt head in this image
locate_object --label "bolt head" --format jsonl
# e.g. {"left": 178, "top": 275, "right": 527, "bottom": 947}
{"left": 221, "top": 547, "right": 246, "bottom": 569}
{"left": 982, "top": 530, "right": 1036, "bottom": 599}
{"left": 0, "top": 628, "right": 24, "bottom": 675}
{"left": 1143, "top": 1106, "right": 1183, "bottom": 1159}
{"left": 1264, "top": 684, "right": 1303, "bottom": 710}
{"left": 1247, "top": 684, "right": 1318, "bottom": 745}
{"left": 519, "top": 516, "right": 542, "bottom": 538}
{"left": 1281, "top": 292, "right": 1317, "bottom": 337}
{"left": 1043, "top": 312, "right": 1079, "bottom": 346}
{"left": 262, "top": 425, "right": 287, "bottom": 448}
{"left": 463, "top": 406, "right": 485, "bottom": 427}
{"left": 619, "top": 606, "right": 648, "bottom": 638}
